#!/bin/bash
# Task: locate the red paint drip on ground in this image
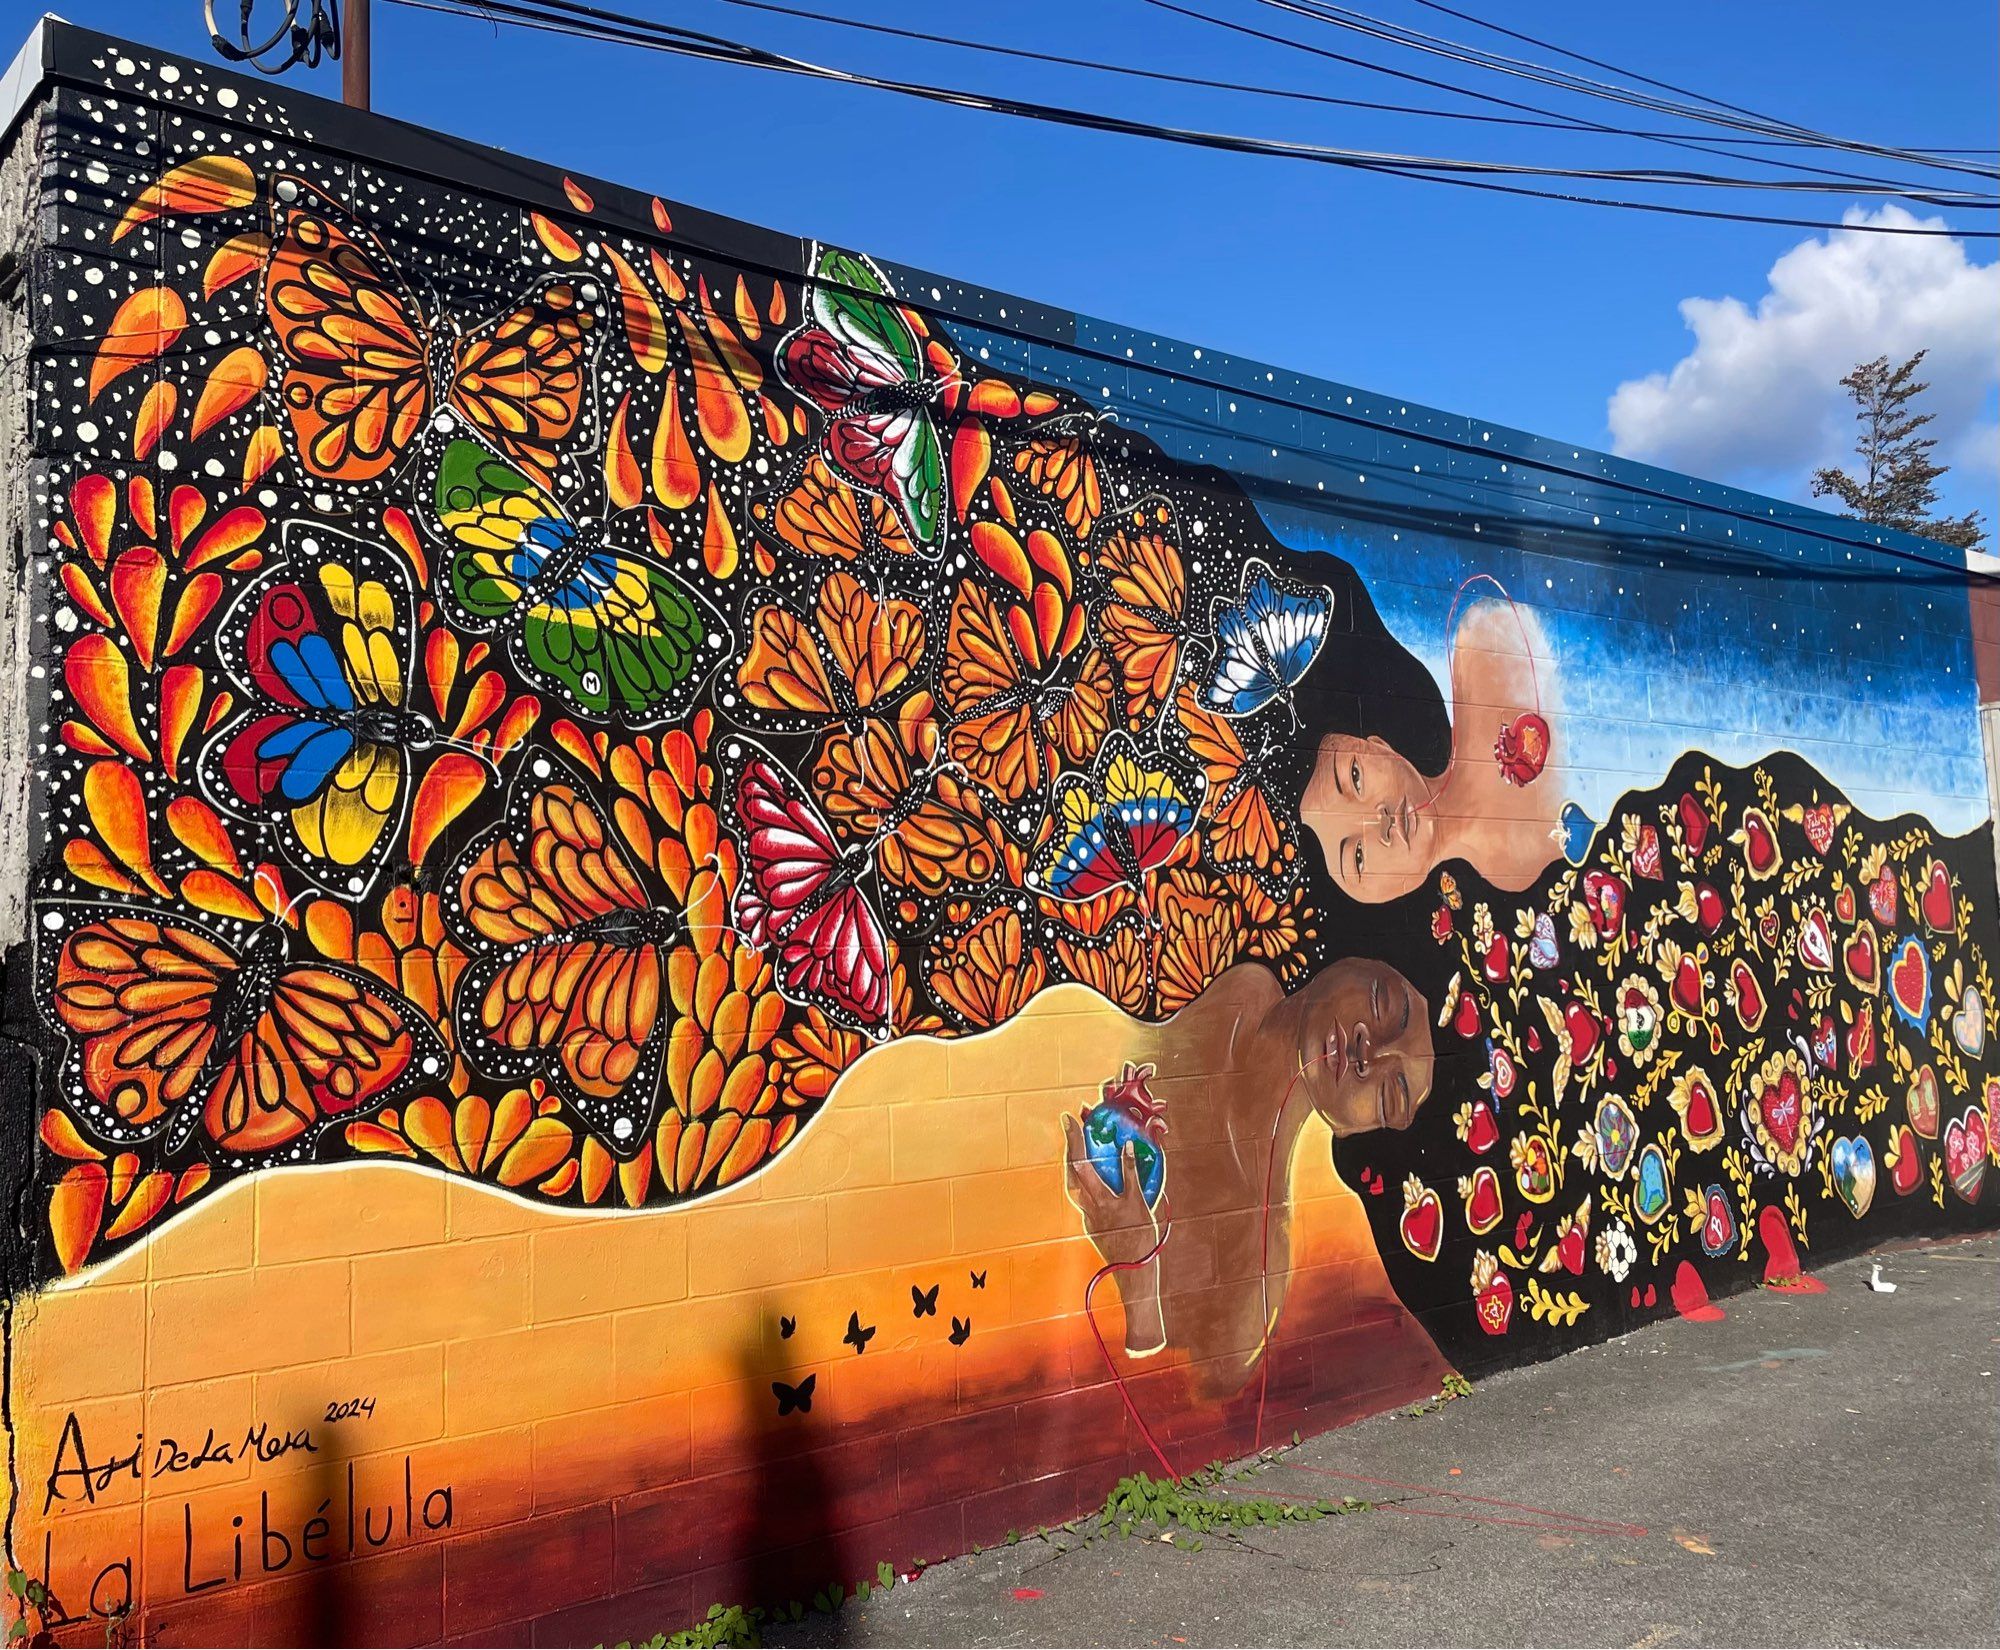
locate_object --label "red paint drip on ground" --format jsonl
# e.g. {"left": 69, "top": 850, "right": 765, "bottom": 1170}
{"left": 1758, "top": 1205, "right": 1827, "bottom": 1293}
{"left": 1012, "top": 1588, "right": 1044, "bottom": 1601}
{"left": 1671, "top": 1260, "right": 1726, "bottom": 1321}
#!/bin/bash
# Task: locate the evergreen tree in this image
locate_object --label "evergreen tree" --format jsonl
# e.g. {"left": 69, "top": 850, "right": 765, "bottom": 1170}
{"left": 1811, "top": 351, "right": 1987, "bottom": 551}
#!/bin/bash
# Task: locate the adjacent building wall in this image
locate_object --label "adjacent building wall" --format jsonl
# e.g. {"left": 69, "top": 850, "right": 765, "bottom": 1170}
{"left": 1, "top": 23, "right": 1995, "bottom": 1646}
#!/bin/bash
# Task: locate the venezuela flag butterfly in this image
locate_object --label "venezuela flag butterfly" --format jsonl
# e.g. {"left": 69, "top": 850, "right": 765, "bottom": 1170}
{"left": 1032, "top": 734, "right": 1200, "bottom": 902}
{"left": 431, "top": 431, "right": 730, "bottom": 727}
{"left": 36, "top": 899, "right": 447, "bottom": 1163}
{"left": 726, "top": 738, "right": 893, "bottom": 1035}
{"left": 1200, "top": 558, "right": 1335, "bottom": 722}
{"left": 778, "top": 243, "right": 954, "bottom": 556}
{"left": 198, "top": 526, "right": 435, "bottom": 898}
{"left": 264, "top": 175, "right": 600, "bottom": 489}
{"left": 446, "top": 751, "right": 692, "bottom": 1155}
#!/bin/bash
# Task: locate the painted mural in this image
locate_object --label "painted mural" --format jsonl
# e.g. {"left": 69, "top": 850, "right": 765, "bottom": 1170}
{"left": 2, "top": 25, "right": 1996, "bottom": 1647}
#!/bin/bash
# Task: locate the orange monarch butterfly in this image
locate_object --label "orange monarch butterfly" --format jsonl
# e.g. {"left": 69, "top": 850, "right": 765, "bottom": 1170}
{"left": 749, "top": 453, "right": 919, "bottom": 564}
{"left": 1094, "top": 502, "right": 1192, "bottom": 729}
{"left": 1173, "top": 684, "right": 1299, "bottom": 895}
{"left": 36, "top": 899, "right": 447, "bottom": 1165}
{"left": 264, "top": 174, "right": 600, "bottom": 489}
{"left": 937, "top": 577, "right": 1113, "bottom": 809}
{"left": 1012, "top": 411, "right": 1116, "bottom": 542}
{"left": 926, "top": 902, "right": 1048, "bottom": 1030}
{"left": 731, "top": 567, "right": 926, "bottom": 733}
{"left": 446, "top": 751, "right": 694, "bottom": 1155}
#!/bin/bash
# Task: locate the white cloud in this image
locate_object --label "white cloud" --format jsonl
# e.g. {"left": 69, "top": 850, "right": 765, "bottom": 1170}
{"left": 1606, "top": 205, "right": 2000, "bottom": 515}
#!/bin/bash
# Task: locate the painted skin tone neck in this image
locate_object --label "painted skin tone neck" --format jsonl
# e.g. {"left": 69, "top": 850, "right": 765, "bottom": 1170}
{"left": 1299, "top": 597, "right": 1562, "bottom": 901}
{"left": 1063, "top": 958, "right": 1434, "bottom": 1390}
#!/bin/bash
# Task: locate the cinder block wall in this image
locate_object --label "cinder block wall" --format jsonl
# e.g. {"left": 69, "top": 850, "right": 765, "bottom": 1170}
{"left": 2, "top": 24, "right": 1995, "bottom": 1647}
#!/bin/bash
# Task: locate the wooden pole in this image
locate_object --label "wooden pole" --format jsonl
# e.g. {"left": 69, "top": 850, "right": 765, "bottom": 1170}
{"left": 342, "top": 0, "right": 371, "bottom": 109}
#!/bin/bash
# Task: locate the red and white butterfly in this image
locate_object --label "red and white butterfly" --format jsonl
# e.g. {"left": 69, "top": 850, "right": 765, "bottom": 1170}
{"left": 726, "top": 738, "right": 893, "bottom": 1035}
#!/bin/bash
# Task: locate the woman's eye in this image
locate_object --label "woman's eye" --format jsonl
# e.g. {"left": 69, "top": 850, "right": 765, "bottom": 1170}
{"left": 1352, "top": 843, "right": 1365, "bottom": 878}
{"left": 1350, "top": 759, "right": 1361, "bottom": 794}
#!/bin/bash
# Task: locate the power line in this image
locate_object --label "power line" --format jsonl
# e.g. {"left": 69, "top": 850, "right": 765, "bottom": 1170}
{"left": 1238, "top": 0, "right": 1999, "bottom": 182}
{"left": 688, "top": 0, "right": 1983, "bottom": 194}
{"left": 391, "top": 0, "right": 1998, "bottom": 230}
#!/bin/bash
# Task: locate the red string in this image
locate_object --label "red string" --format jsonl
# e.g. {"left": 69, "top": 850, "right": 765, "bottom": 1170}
{"left": 1082, "top": 1224, "right": 1184, "bottom": 1481}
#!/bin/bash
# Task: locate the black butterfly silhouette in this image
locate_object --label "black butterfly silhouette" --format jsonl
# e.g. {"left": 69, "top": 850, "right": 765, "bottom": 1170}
{"left": 949, "top": 1316, "right": 971, "bottom": 1346}
{"left": 843, "top": 1311, "right": 876, "bottom": 1355}
{"left": 911, "top": 1283, "right": 939, "bottom": 1318}
{"left": 970, "top": 1270, "right": 987, "bottom": 1289}
{"left": 779, "top": 1315, "right": 797, "bottom": 1339}
{"left": 772, "top": 1374, "right": 816, "bottom": 1416}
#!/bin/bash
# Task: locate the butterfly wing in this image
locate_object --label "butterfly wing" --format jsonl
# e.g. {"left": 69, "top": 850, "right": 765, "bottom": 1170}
{"left": 751, "top": 454, "right": 917, "bottom": 563}
{"left": 1241, "top": 560, "right": 1333, "bottom": 686}
{"left": 1014, "top": 423, "right": 1107, "bottom": 541}
{"left": 203, "top": 961, "right": 447, "bottom": 1161}
{"left": 448, "top": 760, "right": 672, "bottom": 1152}
{"left": 1175, "top": 685, "right": 1296, "bottom": 887}
{"left": 447, "top": 277, "right": 600, "bottom": 489}
{"left": 1101, "top": 743, "right": 1198, "bottom": 878}
{"left": 810, "top": 715, "right": 1003, "bottom": 900}
{"left": 264, "top": 176, "right": 432, "bottom": 484}
{"left": 939, "top": 579, "right": 1045, "bottom": 805}
{"left": 735, "top": 570, "right": 925, "bottom": 731}
{"left": 810, "top": 245, "right": 925, "bottom": 386}
{"left": 1095, "top": 512, "right": 1187, "bottom": 727}
{"left": 200, "top": 529, "right": 418, "bottom": 894}
{"left": 730, "top": 744, "right": 892, "bottom": 1032}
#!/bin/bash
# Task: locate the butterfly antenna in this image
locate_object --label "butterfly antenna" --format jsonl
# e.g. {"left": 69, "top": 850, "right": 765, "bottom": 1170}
{"left": 253, "top": 866, "right": 312, "bottom": 928}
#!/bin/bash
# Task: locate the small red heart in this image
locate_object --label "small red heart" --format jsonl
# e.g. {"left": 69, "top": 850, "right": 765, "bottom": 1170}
{"left": 1681, "top": 1075, "right": 1719, "bottom": 1142}
{"left": 1890, "top": 937, "right": 1930, "bottom": 1026}
{"left": 1483, "top": 932, "right": 1510, "bottom": 984}
{"left": 1526, "top": 1026, "right": 1541, "bottom": 1053}
{"left": 1514, "top": 1210, "right": 1534, "bottom": 1248}
{"left": 1760, "top": 1069, "right": 1803, "bottom": 1155}
{"left": 1400, "top": 1184, "right": 1444, "bottom": 1262}
{"left": 1797, "top": 908, "right": 1834, "bottom": 973}
{"left": 1490, "top": 1048, "right": 1518, "bottom": 1101}
{"left": 1920, "top": 861, "right": 1953, "bottom": 932}
{"left": 1453, "top": 992, "right": 1483, "bottom": 1038}
{"left": 1475, "top": 1272, "right": 1514, "bottom": 1336}
{"left": 1730, "top": 960, "right": 1766, "bottom": 1031}
{"left": 1740, "top": 807, "right": 1779, "bottom": 875}
{"left": 1799, "top": 803, "right": 1836, "bottom": 857}
{"left": 1757, "top": 909, "right": 1782, "bottom": 949}
{"left": 1555, "top": 1223, "right": 1585, "bottom": 1275}
{"left": 1846, "top": 1005, "right": 1877, "bottom": 1074}
{"left": 1464, "top": 1166, "right": 1502, "bottom": 1232}
{"left": 1693, "top": 883, "right": 1725, "bottom": 934}
{"left": 1672, "top": 955, "right": 1704, "bottom": 1013}
{"left": 1583, "top": 870, "right": 1627, "bottom": 938}
{"left": 1643, "top": 1284, "right": 1657, "bottom": 1308}
{"left": 1465, "top": 1100, "right": 1500, "bottom": 1155}
{"left": 1834, "top": 884, "right": 1856, "bottom": 924}
{"left": 1885, "top": 1124, "right": 1922, "bottom": 1195}
{"left": 1564, "top": 1001, "right": 1601, "bottom": 1065}
{"left": 1843, "top": 925, "right": 1879, "bottom": 992}
{"left": 1678, "top": 792, "right": 1707, "bottom": 853}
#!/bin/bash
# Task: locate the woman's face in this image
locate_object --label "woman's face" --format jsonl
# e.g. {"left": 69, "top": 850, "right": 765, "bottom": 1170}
{"left": 1290, "top": 957, "right": 1434, "bottom": 1137}
{"left": 1300, "top": 734, "right": 1438, "bottom": 903}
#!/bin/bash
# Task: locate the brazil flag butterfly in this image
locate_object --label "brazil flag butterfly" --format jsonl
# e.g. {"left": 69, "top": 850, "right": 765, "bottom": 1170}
{"left": 264, "top": 174, "right": 600, "bottom": 489}
{"left": 445, "top": 750, "right": 692, "bottom": 1155}
{"left": 725, "top": 737, "right": 893, "bottom": 1034}
{"left": 1199, "top": 558, "right": 1335, "bottom": 722}
{"left": 431, "top": 430, "right": 730, "bottom": 727}
{"left": 35, "top": 896, "right": 447, "bottom": 1165}
{"left": 1031, "top": 734, "right": 1201, "bottom": 903}
{"left": 777, "top": 243, "right": 956, "bottom": 556}
{"left": 197, "top": 525, "right": 435, "bottom": 898}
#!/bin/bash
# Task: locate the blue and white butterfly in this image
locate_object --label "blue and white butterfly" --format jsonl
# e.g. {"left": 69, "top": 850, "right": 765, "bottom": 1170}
{"left": 1198, "top": 558, "right": 1334, "bottom": 721}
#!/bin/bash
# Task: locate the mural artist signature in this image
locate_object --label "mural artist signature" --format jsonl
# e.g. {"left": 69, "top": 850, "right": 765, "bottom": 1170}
{"left": 42, "top": 1408, "right": 322, "bottom": 1510}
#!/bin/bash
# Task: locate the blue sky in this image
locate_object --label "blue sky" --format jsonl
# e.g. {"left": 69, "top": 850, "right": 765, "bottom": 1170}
{"left": 34, "top": 0, "right": 2000, "bottom": 524}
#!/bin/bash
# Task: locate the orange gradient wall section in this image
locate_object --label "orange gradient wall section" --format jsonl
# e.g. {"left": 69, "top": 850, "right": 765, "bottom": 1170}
{"left": 5, "top": 987, "right": 1444, "bottom": 1646}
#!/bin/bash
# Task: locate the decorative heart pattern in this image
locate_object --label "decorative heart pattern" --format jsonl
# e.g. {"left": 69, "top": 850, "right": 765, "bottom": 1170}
{"left": 1757, "top": 1066, "right": 1804, "bottom": 1157}
{"left": 1634, "top": 1144, "right": 1670, "bottom": 1224}
{"left": 1399, "top": 1178, "right": 1443, "bottom": 1262}
{"left": 1952, "top": 986, "right": 1986, "bottom": 1059}
{"left": 1842, "top": 923, "right": 1879, "bottom": 995}
{"left": 1474, "top": 1269, "right": 1513, "bottom": 1336}
{"left": 1737, "top": 807, "right": 1780, "bottom": 879}
{"left": 1796, "top": 908, "right": 1834, "bottom": 973}
{"left": 1595, "top": 1094, "right": 1638, "bottom": 1179}
{"left": 1809, "top": 1013, "right": 1837, "bottom": 1073}
{"left": 1698, "top": 1184, "right": 1737, "bottom": 1256}
{"left": 1453, "top": 991, "right": 1483, "bottom": 1038}
{"left": 1671, "top": 956, "right": 1705, "bottom": 1014}
{"left": 1513, "top": 1135, "right": 1555, "bottom": 1203}
{"left": 1693, "top": 882, "right": 1725, "bottom": 935}
{"left": 1729, "top": 959, "right": 1766, "bottom": 1031}
{"left": 1919, "top": 860, "right": 1954, "bottom": 933}
{"left": 1464, "top": 1097, "right": 1501, "bottom": 1154}
{"left": 1632, "top": 824, "right": 1663, "bottom": 882}
{"left": 1482, "top": 933, "right": 1510, "bottom": 984}
{"left": 1798, "top": 803, "right": 1837, "bottom": 857}
{"left": 1488, "top": 1043, "right": 1518, "bottom": 1101}
{"left": 1885, "top": 1124, "right": 1923, "bottom": 1197}
{"left": 1907, "top": 1065, "right": 1940, "bottom": 1140}
{"left": 1868, "top": 866, "right": 1899, "bottom": 928}
{"left": 1564, "top": 1001, "right": 1602, "bottom": 1066}
{"left": 1583, "top": 870, "right": 1627, "bottom": 939}
{"left": 1672, "top": 1068, "right": 1723, "bottom": 1149}
{"left": 1757, "top": 908, "right": 1783, "bottom": 950}
{"left": 1889, "top": 936, "right": 1930, "bottom": 1029}
{"left": 1834, "top": 884, "right": 1856, "bottom": 924}
{"left": 1528, "top": 912, "right": 1559, "bottom": 971}
{"left": 1830, "top": 1135, "right": 1876, "bottom": 1218}
{"left": 1845, "top": 1003, "right": 1877, "bottom": 1074}
{"left": 1678, "top": 791, "right": 1707, "bottom": 854}
{"left": 1462, "top": 1166, "right": 1502, "bottom": 1234}
{"left": 1943, "top": 1108, "right": 1989, "bottom": 1204}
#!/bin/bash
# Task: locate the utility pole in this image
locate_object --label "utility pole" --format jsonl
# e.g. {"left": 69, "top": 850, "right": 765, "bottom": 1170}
{"left": 342, "top": 0, "right": 370, "bottom": 109}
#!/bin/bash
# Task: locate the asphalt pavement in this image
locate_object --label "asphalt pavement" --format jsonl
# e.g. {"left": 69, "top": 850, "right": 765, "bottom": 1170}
{"left": 764, "top": 1232, "right": 2000, "bottom": 1649}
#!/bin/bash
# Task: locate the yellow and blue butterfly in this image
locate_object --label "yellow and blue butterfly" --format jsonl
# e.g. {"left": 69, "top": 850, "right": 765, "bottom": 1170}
{"left": 197, "top": 525, "right": 434, "bottom": 897}
{"left": 431, "top": 429, "right": 731, "bottom": 725}
{"left": 1032, "top": 734, "right": 1201, "bottom": 902}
